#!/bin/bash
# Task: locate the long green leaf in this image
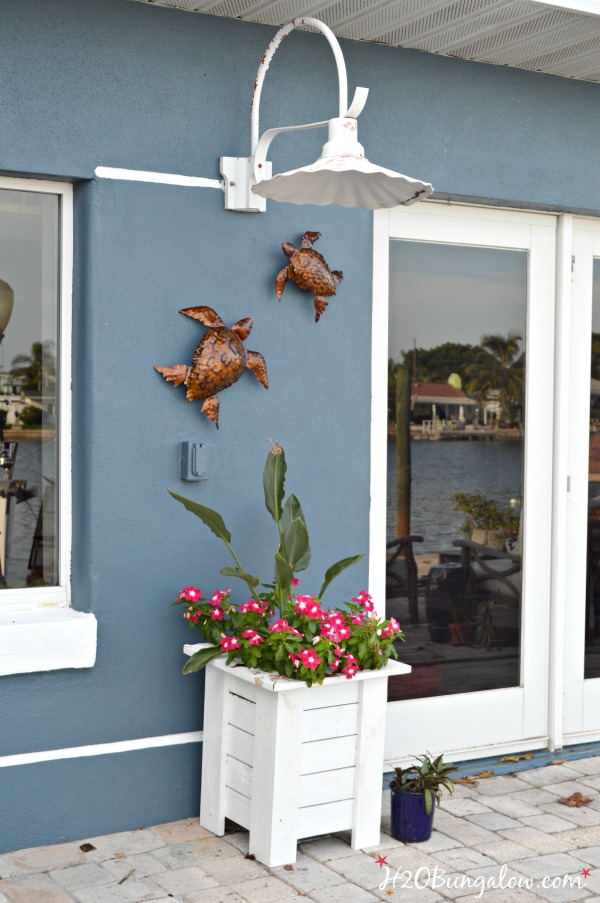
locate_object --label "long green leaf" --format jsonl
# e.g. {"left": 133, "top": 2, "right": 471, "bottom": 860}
{"left": 282, "top": 518, "right": 310, "bottom": 570}
{"left": 168, "top": 490, "right": 231, "bottom": 543}
{"left": 182, "top": 644, "right": 222, "bottom": 674}
{"left": 319, "top": 553, "right": 365, "bottom": 599}
{"left": 281, "top": 496, "right": 311, "bottom": 570}
{"left": 280, "top": 494, "right": 304, "bottom": 532}
{"left": 219, "top": 565, "right": 259, "bottom": 588}
{"left": 274, "top": 550, "right": 294, "bottom": 591}
{"left": 263, "top": 446, "right": 286, "bottom": 523}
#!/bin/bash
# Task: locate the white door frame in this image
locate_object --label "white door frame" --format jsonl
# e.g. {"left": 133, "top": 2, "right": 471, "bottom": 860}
{"left": 562, "top": 217, "right": 600, "bottom": 745}
{"left": 370, "top": 201, "right": 558, "bottom": 765}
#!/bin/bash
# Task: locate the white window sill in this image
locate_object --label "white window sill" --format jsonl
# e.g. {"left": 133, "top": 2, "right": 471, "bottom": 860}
{"left": 0, "top": 608, "right": 97, "bottom": 676}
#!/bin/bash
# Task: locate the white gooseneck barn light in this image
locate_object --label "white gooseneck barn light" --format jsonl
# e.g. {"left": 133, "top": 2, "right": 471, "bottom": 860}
{"left": 221, "top": 17, "right": 433, "bottom": 212}
{"left": 96, "top": 17, "right": 432, "bottom": 212}
{"left": 0, "top": 280, "right": 14, "bottom": 344}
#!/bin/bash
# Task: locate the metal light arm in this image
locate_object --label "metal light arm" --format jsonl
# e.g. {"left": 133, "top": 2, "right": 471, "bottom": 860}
{"left": 222, "top": 18, "right": 368, "bottom": 212}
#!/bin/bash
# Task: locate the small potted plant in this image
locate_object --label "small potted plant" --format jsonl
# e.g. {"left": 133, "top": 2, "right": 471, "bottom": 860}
{"left": 390, "top": 753, "right": 456, "bottom": 842}
{"left": 451, "top": 491, "right": 519, "bottom": 549}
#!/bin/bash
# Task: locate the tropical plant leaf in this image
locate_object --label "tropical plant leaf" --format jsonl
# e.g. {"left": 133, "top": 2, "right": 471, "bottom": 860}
{"left": 282, "top": 518, "right": 310, "bottom": 571}
{"left": 319, "top": 553, "right": 365, "bottom": 599}
{"left": 219, "top": 566, "right": 259, "bottom": 588}
{"left": 263, "top": 445, "right": 286, "bottom": 523}
{"left": 168, "top": 490, "right": 231, "bottom": 544}
{"left": 424, "top": 788, "right": 433, "bottom": 815}
{"left": 182, "top": 644, "right": 222, "bottom": 674}
{"left": 280, "top": 493, "right": 304, "bottom": 533}
{"left": 275, "top": 550, "right": 294, "bottom": 591}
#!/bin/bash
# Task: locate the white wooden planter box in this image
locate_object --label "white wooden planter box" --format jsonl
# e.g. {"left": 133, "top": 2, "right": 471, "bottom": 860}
{"left": 185, "top": 643, "right": 410, "bottom": 867}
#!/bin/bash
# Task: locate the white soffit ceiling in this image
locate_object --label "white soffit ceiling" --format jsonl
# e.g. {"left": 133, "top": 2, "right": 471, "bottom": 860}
{"left": 134, "top": 0, "right": 600, "bottom": 83}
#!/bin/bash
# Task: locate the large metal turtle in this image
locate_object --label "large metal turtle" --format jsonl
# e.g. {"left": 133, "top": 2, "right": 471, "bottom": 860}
{"left": 154, "top": 306, "right": 268, "bottom": 428}
{"left": 275, "top": 231, "right": 343, "bottom": 322}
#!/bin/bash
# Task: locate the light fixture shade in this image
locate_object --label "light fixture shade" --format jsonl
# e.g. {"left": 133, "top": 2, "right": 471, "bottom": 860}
{"left": 251, "top": 117, "right": 433, "bottom": 209}
{"left": 0, "top": 280, "right": 14, "bottom": 334}
{"left": 252, "top": 154, "right": 433, "bottom": 208}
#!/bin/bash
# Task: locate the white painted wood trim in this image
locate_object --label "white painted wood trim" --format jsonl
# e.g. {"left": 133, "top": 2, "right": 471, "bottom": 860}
{"left": 0, "top": 608, "right": 97, "bottom": 676}
{"left": 351, "top": 676, "right": 387, "bottom": 849}
{"left": 548, "top": 213, "right": 573, "bottom": 751}
{"left": 183, "top": 643, "right": 411, "bottom": 690}
{"left": 0, "top": 730, "right": 203, "bottom": 768}
{"left": 199, "top": 663, "right": 229, "bottom": 836}
{"left": 95, "top": 167, "right": 224, "bottom": 190}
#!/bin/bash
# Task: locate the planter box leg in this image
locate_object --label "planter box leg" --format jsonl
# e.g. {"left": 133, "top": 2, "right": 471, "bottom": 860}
{"left": 351, "top": 677, "right": 387, "bottom": 850}
{"left": 249, "top": 688, "right": 303, "bottom": 867}
{"left": 199, "top": 664, "right": 229, "bottom": 836}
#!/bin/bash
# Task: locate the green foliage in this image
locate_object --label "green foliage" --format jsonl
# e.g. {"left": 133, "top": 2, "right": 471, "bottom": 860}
{"left": 11, "top": 340, "right": 56, "bottom": 393}
{"left": 390, "top": 753, "right": 457, "bottom": 815}
{"left": 451, "top": 491, "right": 520, "bottom": 539}
{"left": 170, "top": 444, "right": 382, "bottom": 685}
{"left": 19, "top": 405, "right": 43, "bottom": 427}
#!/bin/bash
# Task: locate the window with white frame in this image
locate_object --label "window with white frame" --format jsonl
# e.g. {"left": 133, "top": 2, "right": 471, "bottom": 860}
{"left": 0, "top": 177, "right": 71, "bottom": 607}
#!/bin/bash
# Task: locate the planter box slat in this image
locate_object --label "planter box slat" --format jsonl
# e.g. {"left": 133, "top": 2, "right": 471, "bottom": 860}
{"left": 302, "top": 682, "right": 359, "bottom": 709}
{"left": 225, "top": 785, "right": 251, "bottom": 830}
{"left": 228, "top": 725, "right": 254, "bottom": 765}
{"left": 302, "top": 704, "right": 358, "bottom": 742}
{"left": 298, "top": 798, "right": 354, "bottom": 838}
{"left": 228, "top": 693, "right": 256, "bottom": 734}
{"left": 300, "top": 766, "right": 355, "bottom": 806}
{"left": 301, "top": 735, "right": 357, "bottom": 773}
{"left": 194, "top": 650, "right": 411, "bottom": 866}
{"left": 226, "top": 755, "right": 253, "bottom": 798}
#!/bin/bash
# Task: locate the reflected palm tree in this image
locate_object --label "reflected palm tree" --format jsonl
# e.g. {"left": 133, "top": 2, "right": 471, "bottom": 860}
{"left": 466, "top": 333, "right": 524, "bottom": 424}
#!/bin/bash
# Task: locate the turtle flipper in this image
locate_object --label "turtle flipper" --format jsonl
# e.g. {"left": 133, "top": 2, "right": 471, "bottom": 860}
{"left": 301, "top": 231, "right": 320, "bottom": 248}
{"left": 231, "top": 317, "right": 253, "bottom": 341}
{"left": 331, "top": 270, "right": 343, "bottom": 285}
{"left": 246, "top": 351, "right": 268, "bottom": 389}
{"left": 314, "top": 296, "right": 328, "bottom": 323}
{"left": 201, "top": 396, "right": 220, "bottom": 428}
{"left": 154, "top": 364, "right": 189, "bottom": 387}
{"left": 180, "top": 306, "right": 226, "bottom": 328}
{"left": 275, "top": 266, "right": 290, "bottom": 299}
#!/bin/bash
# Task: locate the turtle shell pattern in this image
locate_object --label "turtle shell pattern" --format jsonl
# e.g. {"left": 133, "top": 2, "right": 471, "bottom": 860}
{"left": 289, "top": 248, "right": 338, "bottom": 298}
{"left": 185, "top": 329, "right": 247, "bottom": 402}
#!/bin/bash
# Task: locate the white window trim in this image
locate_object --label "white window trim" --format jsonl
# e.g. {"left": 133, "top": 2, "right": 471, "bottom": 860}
{"left": 0, "top": 177, "right": 96, "bottom": 676}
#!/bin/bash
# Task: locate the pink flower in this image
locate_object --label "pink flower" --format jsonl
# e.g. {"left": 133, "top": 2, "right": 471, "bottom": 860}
{"left": 242, "top": 630, "right": 264, "bottom": 645}
{"left": 352, "top": 590, "right": 375, "bottom": 612}
{"left": 342, "top": 653, "right": 359, "bottom": 679}
{"left": 292, "top": 577, "right": 300, "bottom": 587}
{"left": 269, "top": 618, "right": 301, "bottom": 636}
{"left": 220, "top": 634, "right": 241, "bottom": 652}
{"left": 179, "top": 586, "right": 201, "bottom": 602}
{"left": 298, "top": 648, "right": 321, "bottom": 670}
{"left": 210, "top": 606, "right": 224, "bottom": 620}
{"left": 329, "top": 658, "right": 340, "bottom": 670}
{"left": 209, "top": 588, "right": 230, "bottom": 607}
{"left": 239, "top": 600, "right": 265, "bottom": 614}
{"left": 294, "top": 595, "right": 322, "bottom": 619}
{"left": 380, "top": 617, "right": 401, "bottom": 637}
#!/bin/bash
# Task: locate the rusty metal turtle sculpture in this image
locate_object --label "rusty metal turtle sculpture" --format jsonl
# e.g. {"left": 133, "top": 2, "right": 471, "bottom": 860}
{"left": 275, "top": 231, "right": 343, "bottom": 322}
{"left": 154, "top": 306, "right": 268, "bottom": 428}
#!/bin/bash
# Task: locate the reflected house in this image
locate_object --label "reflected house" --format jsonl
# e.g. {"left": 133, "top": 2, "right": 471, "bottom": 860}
{"left": 411, "top": 381, "right": 477, "bottom": 429}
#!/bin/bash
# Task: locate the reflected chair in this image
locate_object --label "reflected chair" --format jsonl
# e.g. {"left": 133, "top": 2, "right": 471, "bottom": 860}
{"left": 386, "top": 534, "right": 423, "bottom": 626}
{"left": 452, "top": 537, "right": 521, "bottom": 646}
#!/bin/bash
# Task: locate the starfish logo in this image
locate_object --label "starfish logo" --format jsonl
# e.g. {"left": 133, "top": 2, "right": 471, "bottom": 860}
{"left": 582, "top": 868, "right": 592, "bottom": 879}
{"left": 375, "top": 855, "right": 388, "bottom": 868}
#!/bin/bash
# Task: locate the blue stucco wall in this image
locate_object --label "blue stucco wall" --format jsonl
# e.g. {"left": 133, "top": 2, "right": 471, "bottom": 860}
{"left": 1, "top": 0, "right": 600, "bottom": 852}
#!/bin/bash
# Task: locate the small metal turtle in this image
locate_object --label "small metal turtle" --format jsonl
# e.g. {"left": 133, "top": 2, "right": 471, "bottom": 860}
{"left": 275, "top": 231, "right": 343, "bottom": 322}
{"left": 154, "top": 306, "right": 268, "bottom": 428}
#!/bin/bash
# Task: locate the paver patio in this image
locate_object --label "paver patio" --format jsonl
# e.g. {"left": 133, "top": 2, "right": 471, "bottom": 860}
{"left": 2, "top": 757, "right": 600, "bottom": 902}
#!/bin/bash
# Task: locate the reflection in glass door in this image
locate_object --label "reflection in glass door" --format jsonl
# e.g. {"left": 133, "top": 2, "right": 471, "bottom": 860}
{"left": 587, "top": 259, "right": 600, "bottom": 680}
{"left": 373, "top": 204, "right": 556, "bottom": 763}
{"left": 386, "top": 241, "right": 526, "bottom": 702}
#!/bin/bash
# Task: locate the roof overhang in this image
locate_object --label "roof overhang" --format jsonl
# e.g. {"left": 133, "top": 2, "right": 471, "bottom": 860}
{"left": 134, "top": 0, "right": 600, "bottom": 84}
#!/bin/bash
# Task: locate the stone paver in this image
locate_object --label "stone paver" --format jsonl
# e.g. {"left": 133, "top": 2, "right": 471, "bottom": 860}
{"left": 4, "top": 757, "right": 600, "bottom": 902}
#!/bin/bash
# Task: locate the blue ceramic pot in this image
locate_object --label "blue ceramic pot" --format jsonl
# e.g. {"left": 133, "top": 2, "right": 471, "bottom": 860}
{"left": 390, "top": 788, "right": 436, "bottom": 842}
